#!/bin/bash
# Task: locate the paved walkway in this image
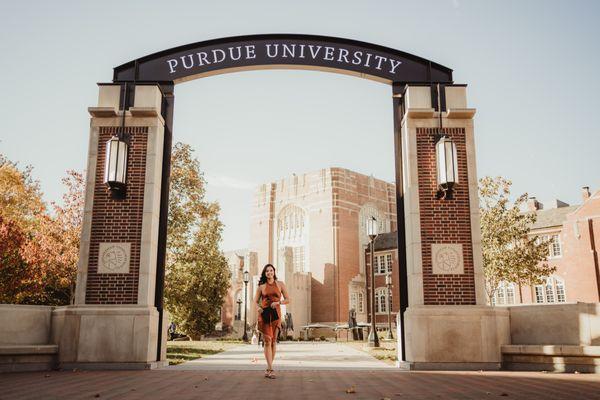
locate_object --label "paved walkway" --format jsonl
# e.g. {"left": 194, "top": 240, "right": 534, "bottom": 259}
{"left": 2, "top": 343, "right": 600, "bottom": 399}
{"left": 2, "top": 369, "right": 600, "bottom": 399}
{"left": 169, "top": 342, "right": 395, "bottom": 370}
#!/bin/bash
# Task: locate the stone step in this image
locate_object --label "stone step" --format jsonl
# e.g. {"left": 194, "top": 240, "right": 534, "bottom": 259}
{"left": 501, "top": 345, "right": 600, "bottom": 373}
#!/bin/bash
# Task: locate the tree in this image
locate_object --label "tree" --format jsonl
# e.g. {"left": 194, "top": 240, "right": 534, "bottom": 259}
{"left": 164, "top": 143, "right": 230, "bottom": 338}
{"left": 0, "top": 155, "right": 46, "bottom": 303}
{"left": 0, "top": 216, "right": 32, "bottom": 303}
{"left": 0, "top": 153, "right": 83, "bottom": 305}
{"left": 0, "top": 154, "right": 45, "bottom": 232}
{"left": 479, "top": 176, "right": 555, "bottom": 304}
{"left": 21, "top": 171, "right": 84, "bottom": 305}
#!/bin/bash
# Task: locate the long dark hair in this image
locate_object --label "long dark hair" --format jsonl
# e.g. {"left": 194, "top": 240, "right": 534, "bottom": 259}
{"left": 258, "top": 264, "right": 277, "bottom": 285}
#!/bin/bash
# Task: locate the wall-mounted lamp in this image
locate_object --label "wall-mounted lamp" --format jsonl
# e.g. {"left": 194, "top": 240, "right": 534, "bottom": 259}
{"left": 435, "top": 135, "right": 458, "bottom": 200}
{"left": 104, "top": 134, "right": 128, "bottom": 193}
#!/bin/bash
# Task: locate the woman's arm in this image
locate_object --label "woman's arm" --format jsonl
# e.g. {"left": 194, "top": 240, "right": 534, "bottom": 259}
{"left": 253, "top": 285, "right": 263, "bottom": 313}
{"left": 278, "top": 281, "right": 291, "bottom": 305}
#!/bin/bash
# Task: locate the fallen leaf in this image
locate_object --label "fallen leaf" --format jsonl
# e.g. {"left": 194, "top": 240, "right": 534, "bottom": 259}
{"left": 346, "top": 386, "right": 356, "bottom": 394}
{"left": 204, "top": 377, "right": 209, "bottom": 381}
{"left": 500, "top": 394, "right": 508, "bottom": 397}
{"left": 94, "top": 394, "right": 100, "bottom": 398}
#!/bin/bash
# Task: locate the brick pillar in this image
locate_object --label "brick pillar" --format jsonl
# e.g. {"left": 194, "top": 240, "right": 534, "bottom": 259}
{"left": 52, "top": 84, "right": 168, "bottom": 369}
{"left": 400, "top": 85, "right": 509, "bottom": 369}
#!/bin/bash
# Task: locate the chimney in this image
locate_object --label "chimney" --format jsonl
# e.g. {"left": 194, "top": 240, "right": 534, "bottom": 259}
{"left": 582, "top": 186, "right": 591, "bottom": 202}
{"left": 527, "top": 197, "right": 541, "bottom": 211}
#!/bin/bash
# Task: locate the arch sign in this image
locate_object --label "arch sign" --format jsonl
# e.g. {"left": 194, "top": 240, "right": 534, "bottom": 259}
{"left": 57, "top": 34, "right": 508, "bottom": 372}
{"left": 113, "top": 34, "right": 452, "bottom": 84}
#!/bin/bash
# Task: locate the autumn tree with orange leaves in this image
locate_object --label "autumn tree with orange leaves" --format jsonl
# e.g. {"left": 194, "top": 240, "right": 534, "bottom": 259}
{"left": 0, "top": 154, "right": 84, "bottom": 305}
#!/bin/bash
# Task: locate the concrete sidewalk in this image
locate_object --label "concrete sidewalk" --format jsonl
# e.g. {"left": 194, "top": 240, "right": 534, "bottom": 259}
{"left": 168, "top": 341, "right": 395, "bottom": 371}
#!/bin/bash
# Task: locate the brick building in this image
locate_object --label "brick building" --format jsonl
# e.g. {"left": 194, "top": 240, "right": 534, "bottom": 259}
{"left": 489, "top": 187, "right": 600, "bottom": 306}
{"left": 232, "top": 167, "right": 398, "bottom": 329}
{"left": 364, "top": 232, "right": 400, "bottom": 328}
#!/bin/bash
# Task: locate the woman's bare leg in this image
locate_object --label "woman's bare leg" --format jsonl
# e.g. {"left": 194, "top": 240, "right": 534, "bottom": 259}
{"left": 263, "top": 337, "right": 273, "bottom": 371}
{"left": 271, "top": 328, "right": 279, "bottom": 361}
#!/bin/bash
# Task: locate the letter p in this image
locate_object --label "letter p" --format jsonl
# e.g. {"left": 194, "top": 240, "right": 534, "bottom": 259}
{"left": 167, "top": 59, "right": 178, "bottom": 74}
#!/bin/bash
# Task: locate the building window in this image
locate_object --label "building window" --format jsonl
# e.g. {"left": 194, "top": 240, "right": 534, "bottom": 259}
{"left": 375, "top": 287, "right": 391, "bottom": 314}
{"left": 556, "top": 279, "right": 566, "bottom": 302}
{"left": 551, "top": 234, "right": 562, "bottom": 257}
{"left": 350, "top": 291, "right": 365, "bottom": 313}
{"left": 535, "top": 285, "right": 545, "bottom": 304}
{"left": 373, "top": 253, "right": 392, "bottom": 275}
{"left": 493, "top": 281, "right": 516, "bottom": 306}
{"left": 545, "top": 279, "right": 555, "bottom": 303}
{"left": 277, "top": 204, "right": 308, "bottom": 272}
{"left": 292, "top": 246, "right": 305, "bottom": 272}
{"left": 506, "top": 284, "right": 515, "bottom": 305}
{"left": 357, "top": 292, "right": 364, "bottom": 313}
{"left": 535, "top": 277, "right": 566, "bottom": 304}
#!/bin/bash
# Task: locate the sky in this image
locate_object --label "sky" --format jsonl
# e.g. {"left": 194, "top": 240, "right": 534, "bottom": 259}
{"left": 1, "top": 0, "right": 599, "bottom": 251}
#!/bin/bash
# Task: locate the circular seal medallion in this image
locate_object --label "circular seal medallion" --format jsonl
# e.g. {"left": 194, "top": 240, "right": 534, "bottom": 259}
{"left": 435, "top": 246, "right": 460, "bottom": 273}
{"left": 101, "top": 245, "right": 128, "bottom": 272}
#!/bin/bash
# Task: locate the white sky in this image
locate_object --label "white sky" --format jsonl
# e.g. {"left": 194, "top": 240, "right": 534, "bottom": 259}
{"left": 1, "top": 0, "right": 599, "bottom": 251}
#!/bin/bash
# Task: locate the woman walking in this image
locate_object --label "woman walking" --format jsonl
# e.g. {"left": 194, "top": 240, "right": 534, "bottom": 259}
{"left": 253, "top": 264, "right": 290, "bottom": 379}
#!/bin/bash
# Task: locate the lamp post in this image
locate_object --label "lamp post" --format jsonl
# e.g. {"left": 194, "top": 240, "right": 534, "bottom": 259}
{"left": 367, "top": 216, "right": 380, "bottom": 347}
{"left": 243, "top": 270, "right": 249, "bottom": 342}
{"left": 385, "top": 273, "right": 394, "bottom": 340}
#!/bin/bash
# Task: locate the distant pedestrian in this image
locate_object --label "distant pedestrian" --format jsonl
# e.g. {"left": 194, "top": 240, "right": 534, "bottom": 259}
{"left": 253, "top": 264, "right": 291, "bottom": 379}
{"left": 168, "top": 322, "right": 176, "bottom": 340}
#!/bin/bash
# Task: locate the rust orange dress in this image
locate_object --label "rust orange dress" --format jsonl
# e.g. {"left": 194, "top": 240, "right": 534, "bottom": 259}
{"left": 258, "top": 280, "right": 282, "bottom": 342}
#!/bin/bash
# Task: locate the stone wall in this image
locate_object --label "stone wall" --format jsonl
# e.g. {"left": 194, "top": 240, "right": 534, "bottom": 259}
{"left": 507, "top": 302, "right": 600, "bottom": 345}
{"left": 0, "top": 304, "right": 53, "bottom": 345}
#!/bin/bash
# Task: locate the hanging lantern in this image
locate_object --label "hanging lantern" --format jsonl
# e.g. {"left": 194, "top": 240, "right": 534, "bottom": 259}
{"left": 243, "top": 270, "right": 249, "bottom": 284}
{"left": 104, "top": 135, "right": 128, "bottom": 191}
{"left": 436, "top": 135, "right": 458, "bottom": 199}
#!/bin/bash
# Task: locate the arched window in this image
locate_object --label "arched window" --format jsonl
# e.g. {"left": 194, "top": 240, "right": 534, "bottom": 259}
{"left": 534, "top": 276, "right": 566, "bottom": 304}
{"left": 277, "top": 204, "right": 308, "bottom": 272}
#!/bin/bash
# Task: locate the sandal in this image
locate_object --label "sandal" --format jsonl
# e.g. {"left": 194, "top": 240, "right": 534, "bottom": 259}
{"left": 266, "top": 369, "right": 276, "bottom": 379}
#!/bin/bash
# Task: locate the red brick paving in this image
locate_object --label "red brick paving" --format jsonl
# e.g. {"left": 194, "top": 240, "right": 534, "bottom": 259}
{"left": 1, "top": 370, "right": 600, "bottom": 400}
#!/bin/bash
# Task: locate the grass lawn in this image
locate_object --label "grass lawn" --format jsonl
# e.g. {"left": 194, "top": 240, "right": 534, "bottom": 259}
{"left": 341, "top": 340, "right": 398, "bottom": 365}
{"left": 167, "top": 340, "right": 244, "bottom": 365}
